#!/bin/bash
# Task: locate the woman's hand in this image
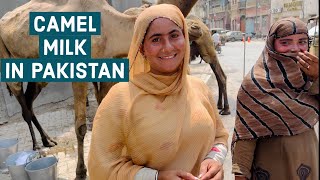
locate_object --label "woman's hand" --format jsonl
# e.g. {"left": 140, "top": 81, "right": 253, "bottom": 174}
{"left": 297, "top": 51, "right": 319, "bottom": 81}
{"left": 198, "top": 159, "right": 223, "bottom": 180}
{"left": 158, "top": 170, "right": 198, "bottom": 180}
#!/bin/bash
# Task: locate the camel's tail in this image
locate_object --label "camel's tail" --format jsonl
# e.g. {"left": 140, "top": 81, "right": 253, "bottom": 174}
{"left": 0, "top": 33, "right": 13, "bottom": 96}
{"left": 6, "top": 84, "right": 13, "bottom": 96}
{"left": 0, "top": 34, "right": 10, "bottom": 59}
{"left": 92, "top": 82, "right": 99, "bottom": 93}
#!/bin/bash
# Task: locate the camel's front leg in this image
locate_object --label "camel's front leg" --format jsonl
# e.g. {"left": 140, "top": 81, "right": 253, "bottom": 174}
{"left": 209, "top": 63, "right": 230, "bottom": 115}
{"left": 72, "top": 82, "right": 88, "bottom": 180}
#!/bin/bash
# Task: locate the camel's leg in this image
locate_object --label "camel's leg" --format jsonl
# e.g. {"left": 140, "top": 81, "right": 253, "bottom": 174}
{"left": 97, "top": 82, "right": 117, "bottom": 104}
{"left": 92, "top": 82, "right": 100, "bottom": 104}
{"left": 209, "top": 63, "right": 230, "bottom": 115}
{"left": 86, "top": 97, "right": 89, "bottom": 107}
{"left": 7, "top": 83, "right": 41, "bottom": 150}
{"left": 72, "top": 82, "right": 88, "bottom": 180}
{"left": 25, "top": 82, "right": 57, "bottom": 147}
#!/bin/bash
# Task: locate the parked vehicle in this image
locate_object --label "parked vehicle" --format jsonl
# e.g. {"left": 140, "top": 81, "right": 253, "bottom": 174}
{"left": 225, "top": 31, "right": 244, "bottom": 42}
{"left": 210, "top": 28, "right": 227, "bottom": 45}
{"left": 308, "top": 25, "right": 319, "bottom": 37}
{"left": 308, "top": 16, "right": 319, "bottom": 58}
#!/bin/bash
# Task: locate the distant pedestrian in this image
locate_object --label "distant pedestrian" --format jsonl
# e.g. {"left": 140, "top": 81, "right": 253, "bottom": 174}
{"left": 232, "top": 17, "right": 319, "bottom": 180}
{"left": 212, "top": 30, "right": 221, "bottom": 48}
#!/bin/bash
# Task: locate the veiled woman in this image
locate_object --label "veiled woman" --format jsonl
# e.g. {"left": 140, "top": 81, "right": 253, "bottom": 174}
{"left": 232, "top": 17, "right": 319, "bottom": 180}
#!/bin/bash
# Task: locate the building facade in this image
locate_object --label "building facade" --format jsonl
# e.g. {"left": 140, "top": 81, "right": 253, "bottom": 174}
{"left": 228, "top": 0, "right": 271, "bottom": 36}
{"left": 194, "top": 0, "right": 318, "bottom": 37}
{"left": 270, "top": 0, "right": 319, "bottom": 25}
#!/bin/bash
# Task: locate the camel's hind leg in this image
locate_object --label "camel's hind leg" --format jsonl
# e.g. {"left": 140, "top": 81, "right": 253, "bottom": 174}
{"left": 25, "top": 82, "right": 57, "bottom": 147}
{"left": 72, "top": 82, "right": 88, "bottom": 180}
{"left": 7, "top": 82, "right": 56, "bottom": 149}
{"left": 209, "top": 63, "right": 230, "bottom": 115}
{"left": 98, "top": 82, "right": 117, "bottom": 104}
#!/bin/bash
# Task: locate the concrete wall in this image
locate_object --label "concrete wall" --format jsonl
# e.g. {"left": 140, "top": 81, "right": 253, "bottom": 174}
{"left": 0, "top": 0, "right": 29, "bottom": 18}
{"left": 109, "top": 0, "right": 142, "bottom": 12}
{"left": 271, "top": 0, "right": 319, "bottom": 24}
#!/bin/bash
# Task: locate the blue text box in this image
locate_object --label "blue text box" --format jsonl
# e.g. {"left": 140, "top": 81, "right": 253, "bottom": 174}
{"left": 1, "top": 58, "right": 129, "bottom": 82}
{"left": 29, "top": 12, "right": 101, "bottom": 36}
{"left": 39, "top": 36, "right": 91, "bottom": 59}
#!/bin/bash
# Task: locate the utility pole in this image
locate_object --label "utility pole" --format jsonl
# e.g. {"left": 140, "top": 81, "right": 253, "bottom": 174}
{"left": 255, "top": 0, "right": 258, "bottom": 33}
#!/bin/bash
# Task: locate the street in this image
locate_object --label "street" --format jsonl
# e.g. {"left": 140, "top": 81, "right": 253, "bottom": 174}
{"left": 0, "top": 40, "right": 318, "bottom": 179}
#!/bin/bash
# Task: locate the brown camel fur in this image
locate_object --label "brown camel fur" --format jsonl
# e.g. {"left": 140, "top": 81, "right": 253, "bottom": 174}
{"left": 0, "top": 0, "right": 199, "bottom": 179}
{"left": 186, "top": 15, "right": 230, "bottom": 115}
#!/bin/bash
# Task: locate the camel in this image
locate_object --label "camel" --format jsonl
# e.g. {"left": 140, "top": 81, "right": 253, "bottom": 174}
{"left": 0, "top": 0, "right": 198, "bottom": 179}
{"left": 186, "top": 15, "right": 230, "bottom": 115}
{"left": 124, "top": 6, "right": 230, "bottom": 115}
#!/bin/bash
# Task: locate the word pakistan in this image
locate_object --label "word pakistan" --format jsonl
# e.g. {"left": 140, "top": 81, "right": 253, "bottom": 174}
{"left": 1, "top": 12, "right": 129, "bottom": 82}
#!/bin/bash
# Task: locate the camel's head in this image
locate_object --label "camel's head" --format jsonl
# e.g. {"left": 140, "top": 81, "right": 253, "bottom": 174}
{"left": 186, "top": 19, "right": 202, "bottom": 42}
{"left": 123, "top": 4, "right": 152, "bottom": 16}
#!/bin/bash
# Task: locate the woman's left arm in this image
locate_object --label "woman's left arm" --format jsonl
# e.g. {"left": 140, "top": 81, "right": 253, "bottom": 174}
{"left": 198, "top": 85, "right": 229, "bottom": 180}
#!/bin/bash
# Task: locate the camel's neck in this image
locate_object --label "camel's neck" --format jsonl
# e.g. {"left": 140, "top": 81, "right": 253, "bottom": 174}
{"left": 157, "top": 0, "right": 198, "bottom": 17}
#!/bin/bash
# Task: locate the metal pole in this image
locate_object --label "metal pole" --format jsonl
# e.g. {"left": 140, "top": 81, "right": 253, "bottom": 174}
{"left": 243, "top": 34, "right": 246, "bottom": 77}
{"left": 255, "top": 0, "right": 258, "bottom": 33}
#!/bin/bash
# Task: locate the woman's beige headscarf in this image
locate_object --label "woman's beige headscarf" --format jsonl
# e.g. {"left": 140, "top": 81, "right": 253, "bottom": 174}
{"left": 88, "top": 4, "right": 228, "bottom": 180}
{"left": 128, "top": 4, "right": 190, "bottom": 96}
{"left": 232, "top": 17, "right": 319, "bottom": 144}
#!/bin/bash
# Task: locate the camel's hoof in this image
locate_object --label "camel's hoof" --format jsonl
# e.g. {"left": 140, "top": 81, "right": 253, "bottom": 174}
{"left": 75, "top": 175, "right": 87, "bottom": 180}
{"left": 219, "top": 108, "right": 231, "bottom": 115}
{"left": 75, "top": 171, "right": 87, "bottom": 180}
{"left": 33, "top": 144, "right": 41, "bottom": 150}
{"left": 42, "top": 138, "right": 57, "bottom": 147}
{"left": 76, "top": 165, "right": 87, "bottom": 180}
{"left": 50, "top": 138, "right": 58, "bottom": 145}
{"left": 217, "top": 104, "right": 223, "bottom": 110}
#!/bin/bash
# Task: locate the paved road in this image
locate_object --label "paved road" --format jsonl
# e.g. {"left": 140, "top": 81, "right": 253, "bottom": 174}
{"left": 0, "top": 40, "right": 318, "bottom": 179}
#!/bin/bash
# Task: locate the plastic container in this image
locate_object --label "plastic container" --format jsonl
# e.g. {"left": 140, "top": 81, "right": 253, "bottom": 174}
{"left": 0, "top": 138, "right": 18, "bottom": 169}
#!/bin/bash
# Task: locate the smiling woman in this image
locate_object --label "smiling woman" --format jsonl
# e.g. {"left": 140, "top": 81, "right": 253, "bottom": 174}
{"left": 88, "top": 4, "right": 229, "bottom": 180}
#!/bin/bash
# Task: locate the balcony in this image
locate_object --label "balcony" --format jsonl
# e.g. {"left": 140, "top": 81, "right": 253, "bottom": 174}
{"left": 209, "top": 5, "right": 226, "bottom": 14}
{"left": 238, "top": 1, "right": 246, "bottom": 9}
{"left": 246, "top": 0, "right": 256, "bottom": 8}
